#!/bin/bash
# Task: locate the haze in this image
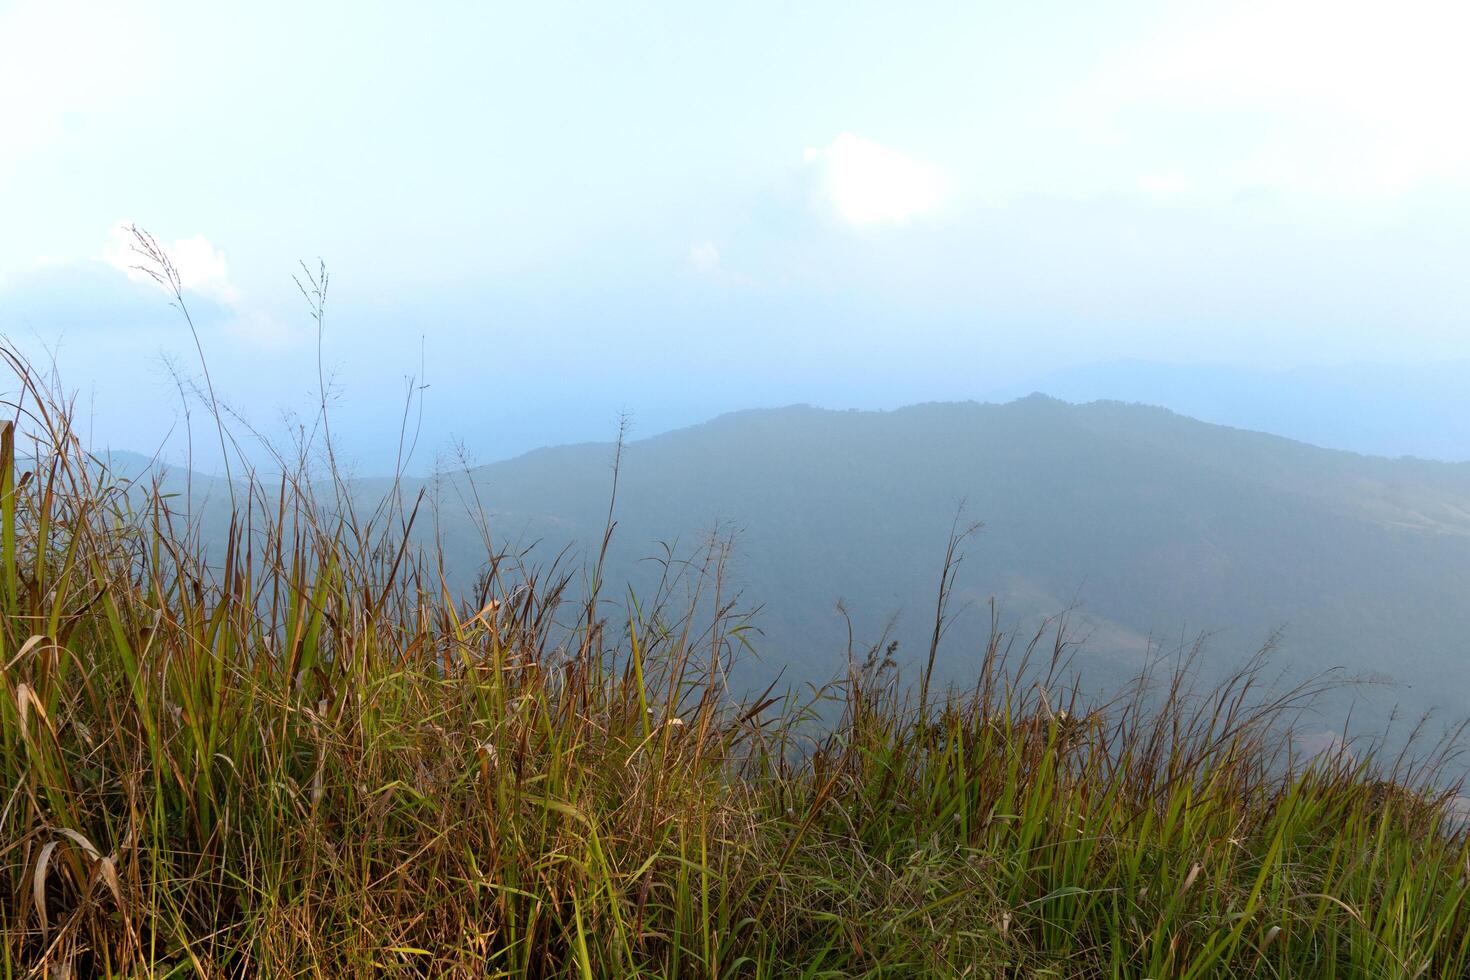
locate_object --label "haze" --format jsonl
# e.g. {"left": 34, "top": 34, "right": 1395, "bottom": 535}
{"left": 3, "top": 0, "right": 1469, "bottom": 471}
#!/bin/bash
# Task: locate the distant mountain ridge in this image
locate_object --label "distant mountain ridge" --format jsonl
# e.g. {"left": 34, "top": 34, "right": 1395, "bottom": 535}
{"left": 1008, "top": 359, "right": 1470, "bottom": 462}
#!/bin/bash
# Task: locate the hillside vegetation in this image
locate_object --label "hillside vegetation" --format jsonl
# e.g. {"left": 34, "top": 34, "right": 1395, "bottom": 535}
{"left": 4, "top": 358, "right": 1470, "bottom": 978}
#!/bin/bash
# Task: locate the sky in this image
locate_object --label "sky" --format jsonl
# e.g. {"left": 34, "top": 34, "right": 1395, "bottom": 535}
{"left": 2, "top": 0, "right": 1469, "bottom": 472}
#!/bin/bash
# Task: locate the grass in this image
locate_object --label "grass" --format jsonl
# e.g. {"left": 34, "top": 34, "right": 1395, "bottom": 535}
{"left": 3, "top": 349, "right": 1470, "bottom": 979}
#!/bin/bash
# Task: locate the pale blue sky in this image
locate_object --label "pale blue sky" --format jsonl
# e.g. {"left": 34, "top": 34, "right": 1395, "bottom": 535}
{"left": 2, "top": 0, "right": 1468, "bottom": 470}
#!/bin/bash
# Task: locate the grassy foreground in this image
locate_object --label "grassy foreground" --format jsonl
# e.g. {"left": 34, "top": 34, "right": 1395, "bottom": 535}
{"left": 3, "top": 364, "right": 1470, "bottom": 978}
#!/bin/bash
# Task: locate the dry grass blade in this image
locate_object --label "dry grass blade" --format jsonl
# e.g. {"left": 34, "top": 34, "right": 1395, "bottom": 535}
{"left": 32, "top": 839, "right": 58, "bottom": 944}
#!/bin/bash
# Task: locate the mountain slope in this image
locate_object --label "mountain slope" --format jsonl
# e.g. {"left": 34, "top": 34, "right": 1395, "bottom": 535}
{"left": 1010, "top": 358, "right": 1470, "bottom": 462}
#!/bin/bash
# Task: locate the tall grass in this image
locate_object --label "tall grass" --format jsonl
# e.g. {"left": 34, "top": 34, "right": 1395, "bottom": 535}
{"left": 2, "top": 350, "right": 1469, "bottom": 978}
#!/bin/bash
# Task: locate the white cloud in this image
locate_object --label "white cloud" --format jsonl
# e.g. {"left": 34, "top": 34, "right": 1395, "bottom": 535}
{"left": 101, "top": 222, "right": 239, "bottom": 305}
{"left": 90, "top": 222, "right": 297, "bottom": 349}
{"left": 690, "top": 240, "right": 721, "bottom": 272}
{"left": 806, "top": 134, "right": 943, "bottom": 227}
{"left": 166, "top": 235, "right": 239, "bottom": 304}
